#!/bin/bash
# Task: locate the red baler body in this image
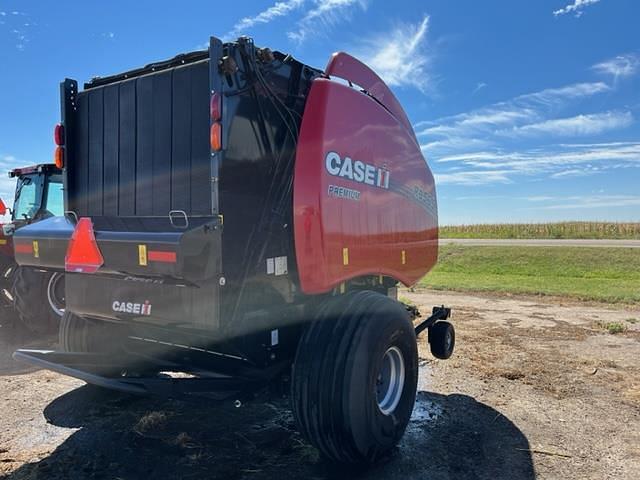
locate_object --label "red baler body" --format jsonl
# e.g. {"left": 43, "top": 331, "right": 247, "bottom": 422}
{"left": 293, "top": 54, "right": 438, "bottom": 294}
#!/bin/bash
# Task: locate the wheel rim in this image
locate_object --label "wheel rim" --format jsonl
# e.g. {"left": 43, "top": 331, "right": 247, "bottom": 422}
{"left": 47, "top": 273, "right": 65, "bottom": 317}
{"left": 376, "top": 346, "right": 406, "bottom": 415}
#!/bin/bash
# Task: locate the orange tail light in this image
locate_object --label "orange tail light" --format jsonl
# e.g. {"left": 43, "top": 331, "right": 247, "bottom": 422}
{"left": 210, "top": 122, "right": 222, "bottom": 151}
{"left": 54, "top": 146, "right": 65, "bottom": 168}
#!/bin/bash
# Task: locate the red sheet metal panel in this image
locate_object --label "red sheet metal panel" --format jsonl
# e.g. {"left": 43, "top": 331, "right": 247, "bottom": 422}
{"left": 293, "top": 77, "right": 438, "bottom": 294}
{"left": 325, "top": 52, "right": 415, "bottom": 139}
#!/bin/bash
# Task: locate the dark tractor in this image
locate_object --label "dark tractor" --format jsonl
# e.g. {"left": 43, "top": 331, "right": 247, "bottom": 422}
{"left": 13, "top": 36, "right": 454, "bottom": 465}
{"left": 0, "top": 164, "right": 65, "bottom": 337}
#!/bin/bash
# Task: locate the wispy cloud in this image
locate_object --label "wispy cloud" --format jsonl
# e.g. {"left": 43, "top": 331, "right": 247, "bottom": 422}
{"left": 515, "top": 82, "right": 610, "bottom": 105}
{"left": 523, "top": 194, "right": 640, "bottom": 210}
{"left": 430, "top": 142, "right": 640, "bottom": 185}
{"left": 0, "top": 10, "right": 32, "bottom": 50}
{"left": 287, "top": 0, "right": 366, "bottom": 44}
{"left": 228, "top": 0, "right": 305, "bottom": 39}
{"left": 418, "top": 81, "right": 610, "bottom": 147}
{"left": 472, "top": 82, "right": 487, "bottom": 95}
{"left": 553, "top": 0, "right": 601, "bottom": 18}
{"left": 592, "top": 53, "right": 639, "bottom": 81}
{"left": 434, "top": 170, "right": 513, "bottom": 186}
{"left": 498, "top": 111, "right": 633, "bottom": 138}
{"left": 357, "top": 15, "right": 433, "bottom": 92}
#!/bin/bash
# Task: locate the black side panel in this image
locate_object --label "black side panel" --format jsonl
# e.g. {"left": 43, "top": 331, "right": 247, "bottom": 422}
{"left": 152, "top": 71, "right": 172, "bottom": 216}
{"left": 75, "top": 97, "right": 89, "bottom": 215}
{"left": 68, "top": 60, "right": 211, "bottom": 218}
{"left": 171, "top": 66, "right": 192, "bottom": 211}
{"left": 135, "top": 74, "right": 154, "bottom": 216}
{"left": 103, "top": 84, "right": 119, "bottom": 216}
{"left": 87, "top": 89, "right": 104, "bottom": 215}
{"left": 190, "top": 61, "right": 210, "bottom": 216}
{"left": 119, "top": 80, "right": 136, "bottom": 216}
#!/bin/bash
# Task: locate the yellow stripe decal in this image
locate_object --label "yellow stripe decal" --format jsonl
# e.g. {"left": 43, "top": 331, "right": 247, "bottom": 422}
{"left": 33, "top": 240, "right": 39, "bottom": 258}
{"left": 342, "top": 247, "right": 349, "bottom": 266}
{"left": 138, "top": 244, "right": 148, "bottom": 266}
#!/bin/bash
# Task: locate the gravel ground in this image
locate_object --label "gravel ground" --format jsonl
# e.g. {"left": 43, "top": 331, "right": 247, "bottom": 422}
{"left": 0, "top": 289, "right": 638, "bottom": 479}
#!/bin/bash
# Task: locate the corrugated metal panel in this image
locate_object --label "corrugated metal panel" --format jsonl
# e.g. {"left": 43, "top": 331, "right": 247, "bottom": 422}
{"left": 70, "top": 60, "right": 211, "bottom": 217}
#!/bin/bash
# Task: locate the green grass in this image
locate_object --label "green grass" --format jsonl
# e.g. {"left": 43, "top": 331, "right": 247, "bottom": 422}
{"left": 599, "top": 322, "right": 628, "bottom": 334}
{"left": 440, "top": 222, "right": 640, "bottom": 240}
{"left": 420, "top": 245, "right": 640, "bottom": 304}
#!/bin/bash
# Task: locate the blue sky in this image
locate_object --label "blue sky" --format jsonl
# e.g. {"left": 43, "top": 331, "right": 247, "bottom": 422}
{"left": 0, "top": 0, "right": 638, "bottom": 224}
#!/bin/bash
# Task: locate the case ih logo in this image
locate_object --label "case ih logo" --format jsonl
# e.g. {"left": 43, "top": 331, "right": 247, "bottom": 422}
{"left": 112, "top": 300, "right": 152, "bottom": 316}
{"left": 325, "top": 151, "right": 390, "bottom": 189}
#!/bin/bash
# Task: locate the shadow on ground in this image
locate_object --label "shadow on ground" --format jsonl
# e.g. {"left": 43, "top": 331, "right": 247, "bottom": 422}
{"left": 0, "top": 386, "right": 534, "bottom": 480}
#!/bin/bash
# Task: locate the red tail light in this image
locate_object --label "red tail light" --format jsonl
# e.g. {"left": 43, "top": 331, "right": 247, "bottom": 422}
{"left": 65, "top": 217, "right": 104, "bottom": 273}
{"left": 54, "top": 124, "right": 65, "bottom": 146}
{"left": 210, "top": 92, "right": 221, "bottom": 121}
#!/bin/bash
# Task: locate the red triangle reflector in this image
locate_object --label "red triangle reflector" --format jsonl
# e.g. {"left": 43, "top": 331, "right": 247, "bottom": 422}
{"left": 65, "top": 217, "right": 104, "bottom": 273}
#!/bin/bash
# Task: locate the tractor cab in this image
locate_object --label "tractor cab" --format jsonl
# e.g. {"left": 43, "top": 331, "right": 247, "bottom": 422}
{"left": 2, "top": 164, "right": 63, "bottom": 237}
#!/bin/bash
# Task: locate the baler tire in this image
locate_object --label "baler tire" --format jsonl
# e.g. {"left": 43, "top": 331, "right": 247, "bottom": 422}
{"left": 60, "top": 311, "right": 127, "bottom": 354}
{"left": 12, "top": 267, "right": 60, "bottom": 335}
{"left": 59, "top": 311, "right": 92, "bottom": 353}
{"left": 291, "top": 290, "right": 418, "bottom": 465}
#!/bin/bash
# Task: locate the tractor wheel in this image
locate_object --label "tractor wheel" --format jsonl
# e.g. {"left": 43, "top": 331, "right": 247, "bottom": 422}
{"left": 291, "top": 291, "right": 418, "bottom": 464}
{"left": 46, "top": 272, "right": 66, "bottom": 317}
{"left": 12, "top": 267, "right": 63, "bottom": 335}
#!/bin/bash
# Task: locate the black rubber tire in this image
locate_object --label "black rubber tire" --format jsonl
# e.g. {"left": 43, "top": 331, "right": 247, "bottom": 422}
{"left": 60, "top": 310, "right": 128, "bottom": 354}
{"left": 59, "top": 310, "right": 92, "bottom": 352}
{"left": 429, "top": 321, "right": 455, "bottom": 360}
{"left": 12, "top": 267, "right": 61, "bottom": 335}
{"left": 291, "top": 290, "right": 418, "bottom": 465}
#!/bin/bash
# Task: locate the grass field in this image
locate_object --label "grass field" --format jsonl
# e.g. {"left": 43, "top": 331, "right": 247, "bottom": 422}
{"left": 440, "top": 222, "right": 640, "bottom": 240}
{"left": 420, "top": 245, "right": 640, "bottom": 304}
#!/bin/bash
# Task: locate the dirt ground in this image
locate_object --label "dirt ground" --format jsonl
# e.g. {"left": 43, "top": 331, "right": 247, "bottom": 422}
{"left": 0, "top": 289, "right": 639, "bottom": 479}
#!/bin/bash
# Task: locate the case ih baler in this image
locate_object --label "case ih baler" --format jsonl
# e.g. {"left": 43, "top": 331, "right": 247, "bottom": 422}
{"left": 13, "top": 36, "right": 454, "bottom": 464}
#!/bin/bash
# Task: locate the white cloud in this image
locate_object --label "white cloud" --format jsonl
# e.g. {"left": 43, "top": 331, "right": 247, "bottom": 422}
{"left": 592, "top": 53, "right": 640, "bottom": 80}
{"left": 472, "top": 82, "right": 487, "bottom": 94}
{"left": 515, "top": 82, "right": 609, "bottom": 106}
{"left": 357, "top": 15, "right": 432, "bottom": 92}
{"left": 434, "top": 170, "right": 513, "bottom": 186}
{"left": 417, "top": 81, "right": 611, "bottom": 151}
{"left": 228, "top": 0, "right": 305, "bottom": 38}
{"left": 498, "top": 111, "right": 633, "bottom": 138}
{"left": 429, "top": 142, "right": 640, "bottom": 185}
{"left": 525, "top": 194, "right": 640, "bottom": 210}
{"left": 549, "top": 168, "right": 597, "bottom": 179}
{"left": 287, "top": 0, "right": 366, "bottom": 44}
{"left": 553, "top": 0, "right": 600, "bottom": 18}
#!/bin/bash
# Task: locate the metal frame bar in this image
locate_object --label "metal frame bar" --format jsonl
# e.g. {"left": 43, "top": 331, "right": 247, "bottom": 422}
{"left": 12, "top": 349, "right": 270, "bottom": 400}
{"left": 414, "top": 306, "right": 452, "bottom": 337}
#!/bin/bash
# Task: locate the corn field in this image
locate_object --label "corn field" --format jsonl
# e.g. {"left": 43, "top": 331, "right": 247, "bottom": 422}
{"left": 440, "top": 222, "right": 640, "bottom": 240}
